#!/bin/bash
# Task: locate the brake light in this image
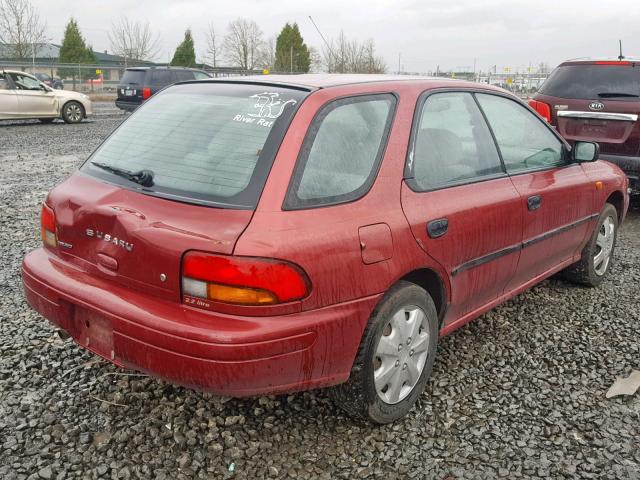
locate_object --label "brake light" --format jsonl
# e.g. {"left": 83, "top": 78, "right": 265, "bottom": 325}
{"left": 528, "top": 99, "right": 551, "bottom": 122}
{"left": 40, "top": 203, "right": 57, "bottom": 248}
{"left": 142, "top": 87, "right": 151, "bottom": 100}
{"left": 181, "top": 252, "right": 311, "bottom": 307}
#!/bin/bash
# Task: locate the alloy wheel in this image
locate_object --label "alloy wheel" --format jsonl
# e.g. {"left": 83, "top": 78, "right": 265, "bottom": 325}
{"left": 66, "top": 103, "right": 83, "bottom": 122}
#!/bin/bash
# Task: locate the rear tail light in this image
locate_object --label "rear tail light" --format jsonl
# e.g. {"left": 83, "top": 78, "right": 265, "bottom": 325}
{"left": 142, "top": 87, "right": 151, "bottom": 100}
{"left": 181, "top": 252, "right": 311, "bottom": 307}
{"left": 528, "top": 99, "right": 551, "bottom": 123}
{"left": 40, "top": 203, "right": 57, "bottom": 248}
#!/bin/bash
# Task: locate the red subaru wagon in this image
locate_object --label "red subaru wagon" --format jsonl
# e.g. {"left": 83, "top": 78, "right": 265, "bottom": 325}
{"left": 22, "top": 75, "right": 629, "bottom": 423}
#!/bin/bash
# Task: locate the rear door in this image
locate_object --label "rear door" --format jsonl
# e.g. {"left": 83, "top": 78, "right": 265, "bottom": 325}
{"left": 401, "top": 91, "right": 523, "bottom": 321}
{"left": 117, "top": 69, "right": 146, "bottom": 104}
{"left": 0, "top": 73, "right": 19, "bottom": 118}
{"left": 50, "top": 82, "right": 305, "bottom": 300}
{"left": 475, "top": 92, "right": 595, "bottom": 290}
{"left": 536, "top": 62, "right": 640, "bottom": 158}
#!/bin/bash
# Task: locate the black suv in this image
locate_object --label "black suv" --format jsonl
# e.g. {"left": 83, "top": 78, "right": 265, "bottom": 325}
{"left": 115, "top": 67, "right": 211, "bottom": 112}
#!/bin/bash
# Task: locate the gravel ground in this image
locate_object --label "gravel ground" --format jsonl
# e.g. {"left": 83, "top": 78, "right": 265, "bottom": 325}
{"left": 1, "top": 108, "right": 639, "bottom": 479}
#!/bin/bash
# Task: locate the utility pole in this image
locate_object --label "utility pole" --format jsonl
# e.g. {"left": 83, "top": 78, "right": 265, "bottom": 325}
{"left": 290, "top": 45, "right": 293, "bottom": 73}
{"left": 398, "top": 53, "right": 401, "bottom": 74}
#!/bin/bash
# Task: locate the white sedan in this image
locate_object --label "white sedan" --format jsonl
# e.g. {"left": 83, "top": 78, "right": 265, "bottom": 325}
{"left": 0, "top": 70, "right": 92, "bottom": 123}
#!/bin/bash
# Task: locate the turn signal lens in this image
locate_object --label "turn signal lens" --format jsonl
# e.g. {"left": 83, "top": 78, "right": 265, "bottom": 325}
{"left": 142, "top": 87, "right": 152, "bottom": 100}
{"left": 181, "top": 252, "right": 311, "bottom": 307}
{"left": 528, "top": 99, "right": 551, "bottom": 122}
{"left": 40, "top": 203, "right": 57, "bottom": 248}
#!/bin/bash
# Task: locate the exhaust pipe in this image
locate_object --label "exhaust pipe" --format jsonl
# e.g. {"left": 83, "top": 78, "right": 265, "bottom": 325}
{"left": 56, "top": 329, "right": 71, "bottom": 341}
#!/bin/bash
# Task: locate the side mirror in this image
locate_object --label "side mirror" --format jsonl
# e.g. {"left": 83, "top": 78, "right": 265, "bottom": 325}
{"left": 572, "top": 141, "right": 599, "bottom": 162}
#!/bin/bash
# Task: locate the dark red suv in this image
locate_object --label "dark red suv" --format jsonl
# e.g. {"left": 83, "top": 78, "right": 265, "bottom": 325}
{"left": 530, "top": 58, "right": 640, "bottom": 195}
{"left": 22, "top": 75, "right": 629, "bottom": 423}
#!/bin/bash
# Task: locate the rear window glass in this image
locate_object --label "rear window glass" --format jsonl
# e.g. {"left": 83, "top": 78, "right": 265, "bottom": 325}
{"left": 121, "top": 70, "right": 146, "bottom": 85}
{"left": 83, "top": 83, "right": 306, "bottom": 208}
{"left": 540, "top": 64, "right": 640, "bottom": 100}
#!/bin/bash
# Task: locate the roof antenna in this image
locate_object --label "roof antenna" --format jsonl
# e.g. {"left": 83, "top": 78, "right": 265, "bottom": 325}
{"left": 618, "top": 39, "right": 624, "bottom": 61}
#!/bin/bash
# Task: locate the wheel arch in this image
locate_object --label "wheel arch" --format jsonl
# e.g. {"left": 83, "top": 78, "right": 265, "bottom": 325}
{"left": 396, "top": 268, "right": 447, "bottom": 325}
{"left": 605, "top": 190, "right": 625, "bottom": 223}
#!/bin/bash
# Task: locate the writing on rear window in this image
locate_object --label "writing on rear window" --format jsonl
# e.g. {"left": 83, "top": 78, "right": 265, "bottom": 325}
{"left": 233, "top": 92, "right": 297, "bottom": 128}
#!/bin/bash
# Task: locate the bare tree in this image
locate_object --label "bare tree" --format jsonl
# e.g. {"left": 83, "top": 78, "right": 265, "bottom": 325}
{"left": 108, "top": 17, "right": 160, "bottom": 63}
{"left": 260, "top": 36, "right": 276, "bottom": 70}
{"left": 0, "top": 0, "right": 47, "bottom": 60}
{"left": 222, "top": 18, "right": 264, "bottom": 70}
{"left": 204, "top": 23, "right": 220, "bottom": 67}
{"left": 308, "top": 46, "right": 323, "bottom": 73}
{"left": 321, "top": 31, "right": 386, "bottom": 74}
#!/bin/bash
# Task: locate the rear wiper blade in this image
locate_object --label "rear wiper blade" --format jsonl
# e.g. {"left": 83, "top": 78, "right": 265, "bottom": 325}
{"left": 597, "top": 92, "right": 640, "bottom": 98}
{"left": 91, "top": 161, "right": 154, "bottom": 187}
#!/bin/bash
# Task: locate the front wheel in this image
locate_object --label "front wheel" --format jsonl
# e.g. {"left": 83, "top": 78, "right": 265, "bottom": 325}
{"left": 562, "top": 203, "right": 618, "bottom": 287}
{"left": 61, "top": 101, "right": 84, "bottom": 124}
{"left": 330, "top": 281, "right": 439, "bottom": 424}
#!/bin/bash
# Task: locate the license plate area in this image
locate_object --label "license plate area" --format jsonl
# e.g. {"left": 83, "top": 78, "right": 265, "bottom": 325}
{"left": 75, "top": 308, "right": 114, "bottom": 360}
{"left": 123, "top": 89, "right": 135, "bottom": 96}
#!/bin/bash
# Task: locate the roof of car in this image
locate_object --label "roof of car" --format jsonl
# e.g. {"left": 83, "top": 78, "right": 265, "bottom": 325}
{"left": 243, "top": 74, "right": 456, "bottom": 88}
{"left": 125, "top": 66, "right": 206, "bottom": 71}
{"left": 561, "top": 56, "right": 640, "bottom": 64}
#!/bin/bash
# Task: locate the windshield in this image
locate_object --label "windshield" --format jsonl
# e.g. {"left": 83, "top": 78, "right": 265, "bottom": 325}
{"left": 540, "top": 64, "right": 640, "bottom": 99}
{"left": 82, "top": 82, "right": 307, "bottom": 208}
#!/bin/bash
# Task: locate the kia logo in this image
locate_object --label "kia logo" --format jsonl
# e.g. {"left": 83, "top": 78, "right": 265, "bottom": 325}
{"left": 589, "top": 101, "right": 605, "bottom": 111}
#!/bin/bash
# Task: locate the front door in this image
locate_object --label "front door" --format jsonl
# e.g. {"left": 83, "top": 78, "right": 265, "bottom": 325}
{"left": 475, "top": 93, "right": 595, "bottom": 290}
{"left": 401, "top": 91, "right": 523, "bottom": 322}
{"left": 9, "top": 73, "right": 57, "bottom": 117}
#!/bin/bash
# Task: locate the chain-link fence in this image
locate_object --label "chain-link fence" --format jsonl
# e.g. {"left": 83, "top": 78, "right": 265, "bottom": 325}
{"left": 0, "top": 62, "right": 278, "bottom": 93}
{"left": 1, "top": 61, "right": 550, "bottom": 98}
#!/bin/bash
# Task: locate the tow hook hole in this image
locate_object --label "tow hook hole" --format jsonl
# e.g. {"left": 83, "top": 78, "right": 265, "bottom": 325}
{"left": 85, "top": 320, "right": 90, "bottom": 328}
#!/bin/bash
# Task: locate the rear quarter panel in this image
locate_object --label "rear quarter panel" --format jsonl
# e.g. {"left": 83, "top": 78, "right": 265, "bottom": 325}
{"left": 233, "top": 81, "right": 455, "bottom": 312}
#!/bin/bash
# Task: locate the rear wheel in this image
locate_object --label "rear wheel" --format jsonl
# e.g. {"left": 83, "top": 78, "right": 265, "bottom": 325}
{"left": 562, "top": 203, "right": 618, "bottom": 287}
{"left": 330, "top": 281, "right": 438, "bottom": 424}
{"left": 61, "top": 101, "right": 84, "bottom": 124}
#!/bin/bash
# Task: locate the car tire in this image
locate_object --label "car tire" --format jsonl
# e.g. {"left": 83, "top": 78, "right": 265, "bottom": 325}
{"left": 330, "top": 281, "right": 439, "bottom": 424}
{"left": 61, "top": 101, "right": 84, "bottom": 124}
{"left": 38, "top": 118, "right": 55, "bottom": 124}
{"left": 562, "top": 203, "right": 618, "bottom": 287}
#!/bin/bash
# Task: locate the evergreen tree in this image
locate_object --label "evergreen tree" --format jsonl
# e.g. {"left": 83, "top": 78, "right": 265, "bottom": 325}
{"left": 170, "top": 29, "right": 196, "bottom": 67}
{"left": 274, "top": 23, "right": 310, "bottom": 73}
{"left": 58, "top": 18, "right": 97, "bottom": 88}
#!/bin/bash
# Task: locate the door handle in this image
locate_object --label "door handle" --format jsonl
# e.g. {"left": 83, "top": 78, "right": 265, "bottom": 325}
{"left": 527, "top": 195, "right": 542, "bottom": 211}
{"left": 427, "top": 218, "right": 448, "bottom": 238}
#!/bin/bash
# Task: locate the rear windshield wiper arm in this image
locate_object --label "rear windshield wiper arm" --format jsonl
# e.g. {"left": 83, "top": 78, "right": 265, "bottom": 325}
{"left": 597, "top": 92, "right": 640, "bottom": 98}
{"left": 91, "top": 161, "right": 154, "bottom": 187}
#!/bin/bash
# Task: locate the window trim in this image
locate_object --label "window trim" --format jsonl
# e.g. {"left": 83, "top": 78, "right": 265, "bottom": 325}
{"left": 404, "top": 88, "right": 508, "bottom": 193}
{"left": 282, "top": 92, "right": 398, "bottom": 210}
{"left": 473, "top": 91, "right": 570, "bottom": 175}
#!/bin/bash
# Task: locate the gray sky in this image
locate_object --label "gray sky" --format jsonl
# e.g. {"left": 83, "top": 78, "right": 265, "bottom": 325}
{"left": 36, "top": 0, "right": 640, "bottom": 72}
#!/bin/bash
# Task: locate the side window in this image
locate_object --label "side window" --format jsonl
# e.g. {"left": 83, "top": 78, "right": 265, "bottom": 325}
{"left": 150, "top": 70, "right": 173, "bottom": 85}
{"left": 409, "top": 92, "right": 503, "bottom": 191}
{"left": 193, "top": 71, "right": 210, "bottom": 80}
{"left": 285, "top": 94, "right": 396, "bottom": 209}
{"left": 11, "top": 73, "right": 41, "bottom": 90}
{"left": 476, "top": 93, "right": 564, "bottom": 172}
{"left": 174, "top": 70, "right": 194, "bottom": 81}
{"left": 0, "top": 74, "right": 10, "bottom": 90}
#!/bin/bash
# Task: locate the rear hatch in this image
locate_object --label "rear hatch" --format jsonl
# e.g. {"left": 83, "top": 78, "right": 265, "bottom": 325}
{"left": 48, "top": 81, "right": 307, "bottom": 301}
{"left": 117, "top": 69, "right": 147, "bottom": 105}
{"left": 534, "top": 61, "right": 640, "bottom": 157}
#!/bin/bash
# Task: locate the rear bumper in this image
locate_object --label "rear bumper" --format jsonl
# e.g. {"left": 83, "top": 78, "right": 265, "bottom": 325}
{"left": 600, "top": 154, "right": 640, "bottom": 194}
{"left": 21, "top": 248, "right": 377, "bottom": 396}
{"left": 115, "top": 99, "right": 140, "bottom": 112}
